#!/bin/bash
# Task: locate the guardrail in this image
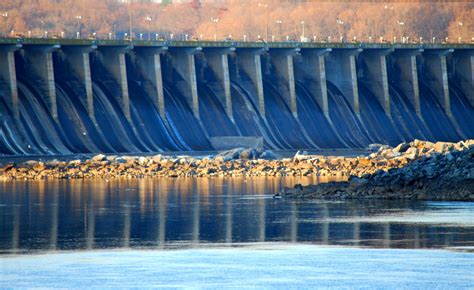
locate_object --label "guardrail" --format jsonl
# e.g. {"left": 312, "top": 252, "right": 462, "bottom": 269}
{"left": 0, "top": 37, "right": 473, "bottom": 49}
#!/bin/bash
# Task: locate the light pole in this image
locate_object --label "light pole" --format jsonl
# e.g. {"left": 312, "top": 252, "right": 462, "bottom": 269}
{"left": 384, "top": 5, "right": 394, "bottom": 41}
{"left": 397, "top": 20, "right": 405, "bottom": 43}
{"left": 75, "top": 15, "right": 82, "bottom": 39}
{"left": 301, "top": 21, "right": 305, "bottom": 42}
{"left": 128, "top": 0, "right": 133, "bottom": 42}
{"left": 276, "top": 20, "right": 282, "bottom": 41}
{"left": 211, "top": 17, "right": 219, "bottom": 41}
{"left": 458, "top": 21, "right": 463, "bottom": 43}
{"left": 41, "top": 19, "right": 45, "bottom": 38}
{"left": 146, "top": 16, "right": 152, "bottom": 40}
{"left": 1, "top": 12, "right": 7, "bottom": 37}
{"left": 258, "top": 2, "right": 268, "bottom": 41}
{"left": 336, "top": 19, "right": 344, "bottom": 42}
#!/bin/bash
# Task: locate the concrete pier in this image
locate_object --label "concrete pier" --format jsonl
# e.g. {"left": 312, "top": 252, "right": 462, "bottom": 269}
{"left": 360, "top": 49, "right": 392, "bottom": 117}
{"left": 423, "top": 49, "right": 454, "bottom": 116}
{"left": 23, "top": 45, "right": 61, "bottom": 121}
{"left": 61, "top": 46, "right": 96, "bottom": 121}
{"left": 295, "top": 48, "right": 331, "bottom": 116}
{"left": 452, "top": 50, "right": 474, "bottom": 107}
{"left": 96, "top": 47, "right": 131, "bottom": 121}
{"left": 236, "top": 48, "right": 267, "bottom": 117}
{"left": 391, "top": 49, "right": 422, "bottom": 116}
{"left": 325, "top": 49, "right": 362, "bottom": 115}
{"left": 134, "top": 47, "right": 168, "bottom": 119}
{"left": 168, "top": 47, "right": 201, "bottom": 119}
{"left": 205, "top": 48, "right": 235, "bottom": 121}
{"left": 270, "top": 48, "right": 299, "bottom": 118}
{"left": 0, "top": 44, "right": 21, "bottom": 120}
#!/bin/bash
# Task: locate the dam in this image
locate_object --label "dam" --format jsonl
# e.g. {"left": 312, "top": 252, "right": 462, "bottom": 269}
{"left": 0, "top": 38, "right": 473, "bottom": 155}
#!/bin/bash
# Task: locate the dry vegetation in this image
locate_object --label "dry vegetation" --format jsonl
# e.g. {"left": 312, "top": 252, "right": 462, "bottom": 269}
{"left": 0, "top": 0, "right": 472, "bottom": 42}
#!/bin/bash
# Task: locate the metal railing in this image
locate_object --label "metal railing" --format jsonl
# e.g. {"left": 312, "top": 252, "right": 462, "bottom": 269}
{"left": 0, "top": 37, "right": 473, "bottom": 50}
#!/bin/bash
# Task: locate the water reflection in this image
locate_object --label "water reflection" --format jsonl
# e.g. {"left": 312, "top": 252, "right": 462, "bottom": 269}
{"left": 1, "top": 177, "right": 474, "bottom": 254}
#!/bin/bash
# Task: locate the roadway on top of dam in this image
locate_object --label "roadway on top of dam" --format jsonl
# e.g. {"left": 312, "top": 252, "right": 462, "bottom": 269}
{"left": 1, "top": 37, "right": 473, "bottom": 50}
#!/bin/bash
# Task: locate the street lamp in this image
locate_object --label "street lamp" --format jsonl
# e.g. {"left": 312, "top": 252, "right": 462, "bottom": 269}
{"left": 2, "top": 12, "right": 8, "bottom": 38}
{"left": 384, "top": 5, "right": 394, "bottom": 41}
{"left": 211, "top": 17, "right": 219, "bottom": 41}
{"left": 41, "top": 20, "right": 45, "bottom": 38}
{"left": 146, "top": 16, "right": 152, "bottom": 40}
{"left": 301, "top": 21, "right": 305, "bottom": 42}
{"left": 336, "top": 19, "right": 344, "bottom": 42}
{"left": 258, "top": 2, "right": 269, "bottom": 41}
{"left": 458, "top": 21, "right": 463, "bottom": 43}
{"left": 75, "top": 15, "right": 82, "bottom": 39}
{"left": 128, "top": 0, "right": 133, "bottom": 42}
{"left": 276, "top": 20, "right": 282, "bottom": 41}
{"left": 397, "top": 20, "right": 405, "bottom": 43}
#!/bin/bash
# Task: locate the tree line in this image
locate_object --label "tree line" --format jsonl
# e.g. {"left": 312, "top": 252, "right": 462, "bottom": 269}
{"left": 0, "top": 0, "right": 472, "bottom": 42}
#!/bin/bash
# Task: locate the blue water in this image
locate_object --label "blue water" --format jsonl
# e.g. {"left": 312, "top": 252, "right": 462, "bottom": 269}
{"left": 1, "top": 246, "right": 473, "bottom": 288}
{"left": 1, "top": 177, "right": 473, "bottom": 287}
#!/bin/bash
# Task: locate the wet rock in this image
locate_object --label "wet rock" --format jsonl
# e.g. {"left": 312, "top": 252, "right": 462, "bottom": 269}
{"left": 278, "top": 144, "right": 474, "bottom": 202}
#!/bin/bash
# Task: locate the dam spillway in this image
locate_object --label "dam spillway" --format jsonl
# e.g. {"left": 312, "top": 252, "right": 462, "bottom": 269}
{"left": 0, "top": 38, "right": 473, "bottom": 155}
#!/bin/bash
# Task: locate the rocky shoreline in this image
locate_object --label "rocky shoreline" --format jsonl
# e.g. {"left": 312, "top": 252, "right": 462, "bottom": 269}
{"left": 277, "top": 141, "right": 474, "bottom": 202}
{"left": 1, "top": 141, "right": 473, "bottom": 188}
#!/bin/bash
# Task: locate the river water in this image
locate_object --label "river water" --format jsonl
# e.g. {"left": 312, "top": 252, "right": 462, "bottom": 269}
{"left": 1, "top": 177, "right": 474, "bottom": 287}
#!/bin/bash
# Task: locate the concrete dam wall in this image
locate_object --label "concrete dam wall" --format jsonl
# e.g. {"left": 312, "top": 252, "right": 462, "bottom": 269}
{"left": 0, "top": 39, "right": 473, "bottom": 155}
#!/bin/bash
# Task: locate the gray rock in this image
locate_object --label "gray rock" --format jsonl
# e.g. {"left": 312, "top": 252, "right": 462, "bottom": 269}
{"left": 217, "top": 147, "right": 245, "bottom": 161}
{"left": 240, "top": 148, "right": 258, "bottom": 159}
{"left": 259, "top": 150, "right": 276, "bottom": 160}
{"left": 393, "top": 142, "right": 410, "bottom": 153}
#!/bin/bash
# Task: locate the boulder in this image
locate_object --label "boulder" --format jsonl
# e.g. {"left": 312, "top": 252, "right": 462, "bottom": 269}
{"left": 368, "top": 143, "right": 384, "bottom": 152}
{"left": 217, "top": 147, "right": 245, "bottom": 161}
{"left": 393, "top": 142, "right": 410, "bottom": 153}
{"left": 259, "top": 150, "right": 276, "bottom": 160}
{"left": 240, "top": 148, "right": 258, "bottom": 160}
{"left": 152, "top": 154, "right": 162, "bottom": 163}
{"left": 92, "top": 154, "right": 106, "bottom": 162}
